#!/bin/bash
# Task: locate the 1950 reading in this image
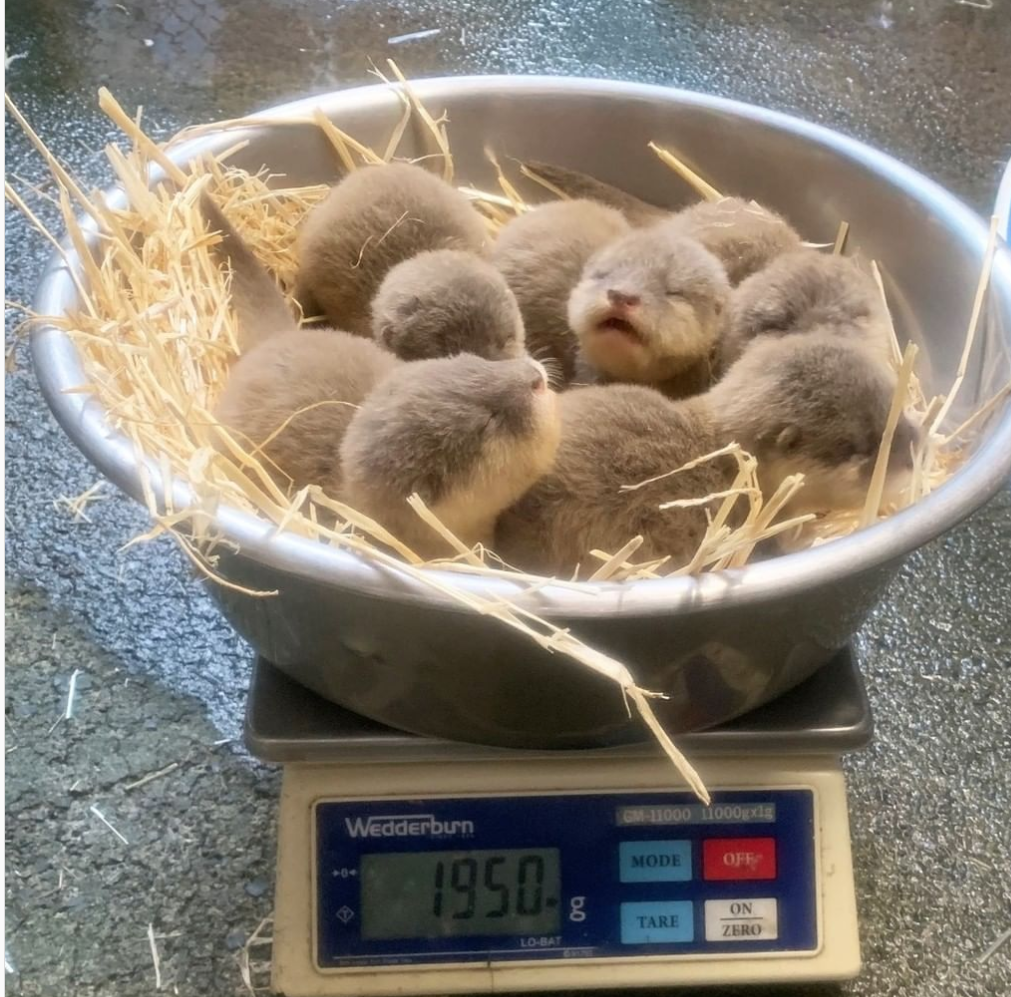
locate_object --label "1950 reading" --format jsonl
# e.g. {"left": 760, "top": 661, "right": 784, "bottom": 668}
{"left": 360, "top": 848, "right": 561, "bottom": 940}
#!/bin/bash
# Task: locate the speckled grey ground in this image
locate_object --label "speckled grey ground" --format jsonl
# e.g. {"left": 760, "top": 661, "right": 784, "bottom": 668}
{"left": 4, "top": 1, "right": 1011, "bottom": 995}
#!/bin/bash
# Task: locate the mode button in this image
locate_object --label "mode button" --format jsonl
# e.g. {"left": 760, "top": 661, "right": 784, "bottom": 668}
{"left": 619, "top": 840, "right": 692, "bottom": 882}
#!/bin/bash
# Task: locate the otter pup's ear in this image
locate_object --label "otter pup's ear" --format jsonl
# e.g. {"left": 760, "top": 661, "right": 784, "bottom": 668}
{"left": 776, "top": 424, "right": 803, "bottom": 451}
{"left": 375, "top": 321, "right": 397, "bottom": 351}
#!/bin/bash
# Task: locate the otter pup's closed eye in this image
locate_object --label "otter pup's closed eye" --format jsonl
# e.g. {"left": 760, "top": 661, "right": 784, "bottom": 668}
{"left": 568, "top": 223, "right": 730, "bottom": 398}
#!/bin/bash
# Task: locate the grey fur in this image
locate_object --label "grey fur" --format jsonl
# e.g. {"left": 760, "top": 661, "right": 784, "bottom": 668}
{"left": 710, "top": 332, "right": 919, "bottom": 510}
{"left": 568, "top": 223, "right": 730, "bottom": 395}
{"left": 495, "top": 384, "right": 730, "bottom": 575}
{"left": 492, "top": 200, "right": 631, "bottom": 383}
{"left": 722, "top": 250, "right": 890, "bottom": 369}
{"left": 371, "top": 249, "right": 525, "bottom": 362}
{"left": 666, "top": 197, "right": 803, "bottom": 286}
{"left": 505, "top": 170, "right": 801, "bottom": 287}
{"left": 341, "top": 355, "right": 560, "bottom": 558}
{"left": 496, "top": 334, "right": 917, "bottom": 576}
{"left": 214, "top": 329, "right": 400, "bottom": 495}
{"left": 295, "top": 162, "right": 489, "bottom": 335}
{"left": 207, "top": 192, "right": 402, "bottom": 495}
{"left": 200, "top": 193, "right": 298, "bottom": 351}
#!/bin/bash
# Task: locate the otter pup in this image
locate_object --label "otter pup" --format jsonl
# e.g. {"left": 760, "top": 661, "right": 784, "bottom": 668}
{"left": 214, "top": 329, "right": 400, "bottom": 494}
{"left": 295, "top": 162, "right": 489, "bottom": 334}
{"left": 665, "top": 198, "right": 804, "bottom": 286}
{"left": 491, "top": 199, "right": 631, "bottom": 382}
{"left": 204, "top": 193, "right": 402, "bottom": 491}
{"left": 342, "top": 355, "right": 560, "bottom": 559}
{"left": 495, "top": 334, "right": 917, "bottom": 577}
{"left": 494, "top": 384, "right": 730, "bottom": 574}
{"left": 722, "top": 250, "right": 890, "bottom": 370}
{"left": 568, "top": 225, "right": 730, "bottom": 397}
{"left": 709, "top": 333, "right": 917, "bottom": 513}
{"left": 371, "top": 249, "right": 526, "bottom": 362}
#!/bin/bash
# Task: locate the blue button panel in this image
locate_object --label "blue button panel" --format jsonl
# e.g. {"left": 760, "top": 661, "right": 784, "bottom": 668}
{"left": 619, "top": 840, "right": 692, "bottom": 882}
{"left": 620, "top": 901, "right": 694, "bottom": 943}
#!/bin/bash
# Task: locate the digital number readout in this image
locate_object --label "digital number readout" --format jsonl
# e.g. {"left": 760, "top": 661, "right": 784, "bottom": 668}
{"left": 360, "top": 848, "right": 561, "bottom": 940}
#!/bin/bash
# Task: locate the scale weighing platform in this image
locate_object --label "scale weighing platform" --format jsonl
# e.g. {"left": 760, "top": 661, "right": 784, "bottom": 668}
{"left": 245, "top": 648, "right": 872, "bottom": 995}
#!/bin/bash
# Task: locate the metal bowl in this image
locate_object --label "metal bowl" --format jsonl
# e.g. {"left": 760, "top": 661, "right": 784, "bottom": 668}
{"left": 32, "top": 77, "right": 1011, "bottom": 748}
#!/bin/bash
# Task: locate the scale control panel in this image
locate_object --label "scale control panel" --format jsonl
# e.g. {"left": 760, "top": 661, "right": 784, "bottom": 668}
{"left": 313, "top": 789, "right": 817, "bottom": 968}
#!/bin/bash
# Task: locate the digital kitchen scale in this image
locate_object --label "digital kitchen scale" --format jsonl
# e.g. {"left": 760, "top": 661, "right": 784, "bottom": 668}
{"left": 245, "top": 649, "right": 871, "bottom": 996}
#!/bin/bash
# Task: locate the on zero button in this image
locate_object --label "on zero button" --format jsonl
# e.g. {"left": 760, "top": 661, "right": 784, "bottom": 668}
{"left": 704, "top": 899, "right": 778, "bottom": 942}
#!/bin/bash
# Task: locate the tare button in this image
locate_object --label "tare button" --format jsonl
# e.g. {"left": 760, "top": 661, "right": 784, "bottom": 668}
{"left": 619, "top": 840, "right": 692, "bottom": 882}
{"left": 620, "top": 902, "right": 694, "bottom": 944}
{"left": 705, "top": 898, "right": 778, "bottom": 941}
{"left": 703, "top": 837, "right": 776, "bottom": 880}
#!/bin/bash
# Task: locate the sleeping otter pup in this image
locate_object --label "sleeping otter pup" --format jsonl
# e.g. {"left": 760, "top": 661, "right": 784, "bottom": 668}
{"left": 496, "top": 334, "right": 918, "bottom": 577}
{"left": 371, "top": 249, "right": 525, "bottom": 362}
{"left": 342, "top": 355, "right": 560, "bottom": 558}
{"left": 295, "top": 162, "right": 489, "bottom": 334}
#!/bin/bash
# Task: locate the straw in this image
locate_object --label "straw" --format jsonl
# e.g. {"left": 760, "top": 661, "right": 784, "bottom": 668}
{"left": 860, "top": 343, "right": 919, "bottom": 528}
{"left": 833, "top": 220, "right": 850, "bottom": 255}
{"left": 648, "top": 142, "right": 722, "bottom": 201}
{"left": 929, "top": 214, "right": 1000, "bottom": 435}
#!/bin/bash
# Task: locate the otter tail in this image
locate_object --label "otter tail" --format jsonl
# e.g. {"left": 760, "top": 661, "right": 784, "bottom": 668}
{"left": 522, "top": 161, "right": 668, "bottom": 227}
{"left": 200, "top": 193, "right": 298, "bottom": 353}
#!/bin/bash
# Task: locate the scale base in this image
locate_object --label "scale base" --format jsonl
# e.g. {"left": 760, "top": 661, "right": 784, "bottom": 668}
{"left": 256, "top": 650, "right": 868, "bottom": 995}
{"left": 272, "top": 756, "right": 860, "bottom": 996}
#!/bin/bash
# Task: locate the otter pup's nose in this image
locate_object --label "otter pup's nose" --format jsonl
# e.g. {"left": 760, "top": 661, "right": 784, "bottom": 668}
{"left": 524, "top": 357, "right": 548, "bottom": 392}
{"left": 607, "top": 289, "right": 641, "bottom": 309}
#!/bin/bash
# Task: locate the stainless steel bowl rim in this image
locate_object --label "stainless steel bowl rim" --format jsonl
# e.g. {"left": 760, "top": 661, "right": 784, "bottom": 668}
{"left": 31, "top": 75, "right": 1011, "bottom": 618}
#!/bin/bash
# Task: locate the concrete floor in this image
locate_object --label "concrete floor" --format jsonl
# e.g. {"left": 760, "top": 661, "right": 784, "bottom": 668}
{"left": 4, "top": 1, "right": 1011, "bottom": 994}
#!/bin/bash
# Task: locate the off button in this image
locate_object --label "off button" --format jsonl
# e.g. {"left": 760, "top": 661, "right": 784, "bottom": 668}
{"left": 703, "top": 838, "right": 776, "bottom": 880}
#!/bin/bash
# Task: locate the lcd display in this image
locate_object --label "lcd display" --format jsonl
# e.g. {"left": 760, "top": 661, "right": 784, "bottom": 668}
{"left": 360, "top": 848, "right": 561, "bottom": 940}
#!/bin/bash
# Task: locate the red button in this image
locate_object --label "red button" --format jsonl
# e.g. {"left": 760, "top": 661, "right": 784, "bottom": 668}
{"left": 703, "top": 838, "right": 776, "bottom": 881}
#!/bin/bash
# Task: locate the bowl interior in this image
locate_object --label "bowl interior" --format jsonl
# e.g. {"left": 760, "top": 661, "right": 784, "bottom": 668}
{"left": 32, "top": 77, "right": 1011, "bottom": 615}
